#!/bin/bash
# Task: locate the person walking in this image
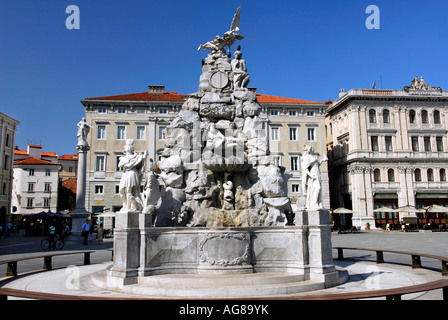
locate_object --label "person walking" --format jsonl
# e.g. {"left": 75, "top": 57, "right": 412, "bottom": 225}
{"left": 81, "top": 219, "right": 90, "bottom": 245}
{"left": 95, "top": 222, "right": 104, "bottom": 244}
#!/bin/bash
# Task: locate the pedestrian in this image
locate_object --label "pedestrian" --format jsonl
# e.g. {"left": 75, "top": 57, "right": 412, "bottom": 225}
{"left": 61, "top": 223, "right": 71, "bottom": 240}
{"left": 49, "top": 223, "right": 56, "bottom": 249}
{"left": 0, "top": 225, "right": 3, "bottom": 238}
{"left": 81, "top": 219, "right": 90, "bottom": 245}
{"left": 95, "top": 222, "right": 104, "bottom": 244}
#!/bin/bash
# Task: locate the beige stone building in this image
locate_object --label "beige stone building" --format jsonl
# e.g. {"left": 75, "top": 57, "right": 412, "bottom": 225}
{"left": 0, "top": 112, "right": 20, "bottom": 227}
{"left": 326, "top": 77, "right": 448, "bottom": 229}
{"left": 81, "top": 85, "right": 329, "bottom": 215}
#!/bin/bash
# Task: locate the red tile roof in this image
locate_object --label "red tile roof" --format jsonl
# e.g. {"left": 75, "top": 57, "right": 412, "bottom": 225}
{"left": 14, "top": 157, "right": 60, "bottom": 166}
{"left": 58, "top": 154, "right": 79, "bottom": 161}
{"left": 256, "top": 94, "right": 324, "bottom": 104}
{"left": 84, "top": 91, "right": 324, "bottom": 104}
{"left": 62, "top": 178, "right": 77, "bottom": 194}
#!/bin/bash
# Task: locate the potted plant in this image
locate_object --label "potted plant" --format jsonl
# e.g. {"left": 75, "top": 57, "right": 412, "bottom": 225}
{"left": 365, "top": 222, "right": 370, "bottom": 231}
{"left": 381, "top": 223, "right": 387, "bottom": 232}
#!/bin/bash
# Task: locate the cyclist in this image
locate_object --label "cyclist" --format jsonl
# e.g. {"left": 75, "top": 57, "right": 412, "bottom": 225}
{"left": 48, "top": 223, "right": 56, "bottom": 249}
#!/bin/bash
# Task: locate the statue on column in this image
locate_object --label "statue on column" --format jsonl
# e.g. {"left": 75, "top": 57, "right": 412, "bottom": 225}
{"left": 77, "top": 117, "right": 93, "bottom": 146}
{"left": 301, "top": 145, "right": 328, "bottom": 211}
{"left": 118, "top": 139, "right": 147, "bottom": 213}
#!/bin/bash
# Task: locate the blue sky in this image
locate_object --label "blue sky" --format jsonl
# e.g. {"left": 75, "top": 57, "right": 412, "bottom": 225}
{"left": 1, "top": 0, "right": 447, "bottom": 156}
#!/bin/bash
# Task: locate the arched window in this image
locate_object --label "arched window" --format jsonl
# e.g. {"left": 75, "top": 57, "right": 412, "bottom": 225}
{"left": 427, "top": 169, "right": 434, "bottom": 182}
{"left": 409, "top": 110, "right": 416, "bottom": 124}
{"left": 374, "top": 169, "right": 381, "bottom": 182}
{"left": 415, "top": 169, "right": 422, "bottom": 182}
{"left": 383, "top": 109, "right": 390, "bottom": 123}
{"left": 369, "top": 109, "right": 376, "bottom": 123}
{"left": 388, "top": 169, "right": 395, "bottom": 182}
{"left": 434, "top": 110, "right": 441, "bottom": 124}
{"left": 421, "top": 110, "right": 428, "bottom": 124}
{"left": 440, "top": 169, "right": 446, "bottom": 182}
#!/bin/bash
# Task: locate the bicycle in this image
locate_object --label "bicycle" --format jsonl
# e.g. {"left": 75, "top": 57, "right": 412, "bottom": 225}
{"left": 41, "top": 234, "right": 64, "bottom": 250}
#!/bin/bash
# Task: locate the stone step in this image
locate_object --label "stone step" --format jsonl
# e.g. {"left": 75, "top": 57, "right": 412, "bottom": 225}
{"left": 92, "top": 271, "right": 334, "bottom": 298}
{"left": 137, "top": 272, "right": 305, "bottom": 287}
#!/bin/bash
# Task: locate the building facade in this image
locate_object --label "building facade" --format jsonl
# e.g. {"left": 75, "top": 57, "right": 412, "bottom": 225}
{"left": 81, "top": 85, "right": 330, "bottom": 215}
{"left": 0, "top": 112, "right": 20, "bottom": 227}
{"left": 11, "top": 145, "right": 61, "bottom": 216}
{"left": 326, "top": 77, "right": 448, "bottom": 229}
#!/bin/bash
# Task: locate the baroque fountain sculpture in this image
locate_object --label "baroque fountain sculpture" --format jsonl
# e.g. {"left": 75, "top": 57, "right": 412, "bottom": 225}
{"left": 105, "top": 7, "right": 339, "bottom": 295}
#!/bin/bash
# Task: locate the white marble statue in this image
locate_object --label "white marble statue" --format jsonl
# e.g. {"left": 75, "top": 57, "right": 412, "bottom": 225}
{"left": 118, "top": 139, "right": 147, "bottom": 212}
{"left": 77, "top": 117, "right": 93, "bottom": 145}
{"left": 197, "top": 6, "right": 244, "bottom": 53}
{"left": 301, "top": 145, "right": 328, "bottom": 211}
{"left": 231, "top": 48, "right": 250, "bottom": 89}
{"left": 142, "top": 164, "right": 161, "bottom": 214}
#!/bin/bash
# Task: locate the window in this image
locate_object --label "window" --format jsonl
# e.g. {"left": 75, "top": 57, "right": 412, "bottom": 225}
{"left": 26, "top": 198, "right": 34, "bottom": 208}
{"left": 427, "top": 169, "right": 434, "bottom": 182}
{"left": 3, "top": 155, "right": 8, "bottom": 170}
{"left": 68, "top": 166, "right": 73, "bottom": 173}
{"left": 307, "top": 128, "right": 316, "bottom": 141}
{"left": 95, "top": 185, "right": 104, "bottom": 194}
{"left": 388, "top": 169, "right": 395, "bottom": 182}
{"left": 409, "top": 110, "right": 416, "bottom": 124}
{"left": 436, "top": 137, "right": 443, "bottom": 152}
{"left": 97, "top": 107, "right": 107, "bottom": 113}
{"left": 137, "top": 108, "right": 146, "bottom": 114}
{"left": 272, "top": 155, "right": 281, "bottom": 166}
{"left": 292, "top": 184, "right": 300, "bottom": 193}
{"left": 97, "top": 125, "right": 106, "bottom": 140}
{"left": 289, "top": 128, "right": 297, "bottom": 141}
{"left": 434, "top": 110, "right": 441, "bottom": 124}
{"left": 44, "top": 183, "right": 51, "bottom": 193}
{"left": 159, "top": 108, "right": 168, "bottom": 114}
{"left": 270, "top": 110, "right": 279, "bottom": 116}
{"left": 306, "top": 111, "right": 314, "bottom": 117}
{"left": 374, "top": 169, "right": 381, "bottom": 182}
{"left": 421, "top": 110, "right": 428, "bottom": 124}
{"left": 117, "top": 108, "right": 126, "bottom": 114}
{"left": 45, "top": 169, "right": 51, "bottom": 176}
{"left": 424, "top": 137, "right": 431, "bottom": 152}
{"left": 289, "top": 111, "right": 296, "bottom": 116}
{"left": 369, "top": 110, "right": 377, "bottom": 123}
{"left": 116, "top": 155, "right": 124, "bottom": 171}
{"left": 371, "top": 136, "right": 379, "bottom": 151}
{"left": 136, "top": 126, "right": 146, "bottom": 140}
{"left": 117, "top": 126, "right": 126, "bottom": 140}
{"left": 411, "top": 137, "right": 419, "bottom": 151}
{"left": 271, "top": 127, "right": 279, "bottom": 141}
{"left": 158, "top": 126, "right": 166, "bottom": 140}
{"left": 29, "top": 168, "right": 35, "bottom": 176}
{"left": 290, "top": 156, "right": 298, "bottom": 171}
{"left": 383, "top": 109, "right": 390, "bottom": 123}
{"left": 440, "top": 169, "right": 446, "bottom": 182}
{"left": 385, "top": 136, "right": 393, "bottom": 151}
{"left": 415, "top": 169, "right": 422, "bottom": 182}
{"left": 28, "top": 183, "right": 34, "bottom": 192}
{"left": 44, "top": 198, "right": 50, "bottom": 208}
{"left": 95, "top": 155, "right": 105, "bottom": 171}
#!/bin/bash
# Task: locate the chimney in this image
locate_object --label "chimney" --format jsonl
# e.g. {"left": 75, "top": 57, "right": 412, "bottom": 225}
{"left": 148, "top": 85, "right": 165, "bottom": 93}
{"left": 28, "top": 145, "right": 42, "bottom": 159}
{"left": 339, "top": 89, "right": 347, "bottom": 98}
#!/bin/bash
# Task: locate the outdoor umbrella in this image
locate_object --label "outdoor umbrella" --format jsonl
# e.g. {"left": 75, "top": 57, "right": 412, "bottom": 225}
{"left": 424, "top": 204, "right": 448, "bottom": 213}
{"left": 332, "top": 208, "right": 354, "bottom": 214}
{"left": 394, "top": 205, "right": 425, "bottom": 213}
{"left": 373, "top": 207, "right": 395, "bottom": 212}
